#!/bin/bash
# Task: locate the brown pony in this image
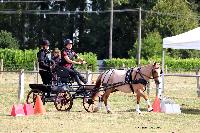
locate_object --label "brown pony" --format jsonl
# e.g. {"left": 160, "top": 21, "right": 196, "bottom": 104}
{"left": 93, "top": 62, "right": 161, "bottom": 113}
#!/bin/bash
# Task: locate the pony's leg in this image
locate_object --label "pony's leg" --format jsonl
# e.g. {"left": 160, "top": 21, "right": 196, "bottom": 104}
{"left": 102, "top": 89, "right": 113, "bottom": 113}
{"left": 138, "top": 88, "right": 153, "bottom": 112}
{"left": 136, "top": 94, "right": 142, "bottom": 113}
{"left": 91, "top": 91, "right": 103, "bottom": 110}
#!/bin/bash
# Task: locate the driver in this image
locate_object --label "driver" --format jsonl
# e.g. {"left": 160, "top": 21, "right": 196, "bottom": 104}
{"left": 60, "top": 39, "right": 87, "bottom": 86}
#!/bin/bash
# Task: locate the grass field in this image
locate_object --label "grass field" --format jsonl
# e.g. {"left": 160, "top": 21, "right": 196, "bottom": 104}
{"left": 0, "top": 73, "right": 200, "bottom": 133}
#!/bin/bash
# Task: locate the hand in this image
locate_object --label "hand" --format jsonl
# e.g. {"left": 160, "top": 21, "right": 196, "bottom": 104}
{"left": 76, "top": 61, "right": 82, "bottom": 65}
{"left": 82, "top": 61, "right": 87, "bottom": 64}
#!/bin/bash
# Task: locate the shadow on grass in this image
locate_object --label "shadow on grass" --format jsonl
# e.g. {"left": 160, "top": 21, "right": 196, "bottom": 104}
{"left": 124, "top": 108, "right": 200, "bottom": 115}
{"left": 118, "top": 108, "right": 147, "bottom": 113}
{"left": 181, "top": 108, "right": 200, "bottom": 115}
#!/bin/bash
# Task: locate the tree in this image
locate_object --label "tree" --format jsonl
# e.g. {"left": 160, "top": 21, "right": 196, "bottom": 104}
{"left": 188, "top": 0, "right": 200, "bottom": 15}
{"left": 144, "top": 0, "right": 198, "bottom": 37}
{"left": 83, "top": 0, "right": 156, "bottom": 59}
{"left": 143, "top": 0, "right": 199, "bottom": 58}
{"left": 0, "top": 30, "right": 19, "bottom": 49}
{"left": 128, "top": 31, "right": 162, "bottom": 59}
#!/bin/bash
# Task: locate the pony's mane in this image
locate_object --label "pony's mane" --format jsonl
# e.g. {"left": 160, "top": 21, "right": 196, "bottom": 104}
{"left": 140, "top": 63, "right": 154, "bottom": 68}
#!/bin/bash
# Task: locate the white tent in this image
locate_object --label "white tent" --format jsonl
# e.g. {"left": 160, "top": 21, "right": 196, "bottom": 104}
{"left": 161, "top": 27, "right": 200, "bottom": 95}
{"left": 163, "top": 27, "right": 200, "bottom": 50}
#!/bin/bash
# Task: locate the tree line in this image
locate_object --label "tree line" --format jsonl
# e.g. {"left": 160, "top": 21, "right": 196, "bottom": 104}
{"left": 0, "top": 0, "right": 200, "bottom": 59}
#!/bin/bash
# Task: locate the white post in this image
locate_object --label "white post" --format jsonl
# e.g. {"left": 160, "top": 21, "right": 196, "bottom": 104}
{"left": 137, "top": 7, "right": 142, "bottom": 67}
{"left": 0, "top": 59, "right": 3, "bottom": 71}
{"left": 109, "top": 0, "right": 113, "bottom": 59}
{"left": 18, "top": 69, "right": 24, "bottom": 103}
{"left": 87, "top": 71, "right": 93, "bottom": 84}
{"left": 196, "top": 67, "right": 200, "bottom": 97}
{"left": 157, "top": 77, "right": 163, "bottom": 99}
{"left": 34, "top": 61, "right": 36, "bottom": 71}
{"left": 85, "top": 70, "right": 90, "bottom": 84}
{"left": 161, "top": 48, "right": 165, "bottom": 96}
{"left": 147, "top": 82, "right": 150, "bottom": 96}
{"left": 0, "top": 59, "right": 3, "bottom": 78}
{"left": 37, "top": 62, "right": 39, "bottom": 84}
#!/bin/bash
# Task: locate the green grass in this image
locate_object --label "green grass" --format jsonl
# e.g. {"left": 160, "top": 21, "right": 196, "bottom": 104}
{"left": 1, "top": 74, "right": 200, "bottom": 132}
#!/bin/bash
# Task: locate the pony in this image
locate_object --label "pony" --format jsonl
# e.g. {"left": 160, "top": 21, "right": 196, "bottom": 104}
{"left": 93, "top": 62, "right": 162, "bottom": 113}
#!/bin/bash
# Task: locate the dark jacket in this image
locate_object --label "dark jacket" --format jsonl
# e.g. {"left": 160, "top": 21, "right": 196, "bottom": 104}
{"left": 37, "top": 49, "right": 51, "bottom": 71}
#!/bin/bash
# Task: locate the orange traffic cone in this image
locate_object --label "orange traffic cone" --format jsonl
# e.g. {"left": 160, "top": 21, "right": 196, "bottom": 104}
{"left": 34, "top": 95, "right": 46, "bottom": 115}
{"left": 152, "top": 96, "right": 161, "bottom": 112}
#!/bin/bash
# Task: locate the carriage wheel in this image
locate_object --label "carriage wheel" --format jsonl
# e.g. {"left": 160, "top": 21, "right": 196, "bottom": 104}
{"left": 26, "top": 89, "right": 44, "bottom": 105}
{"left": 83, "top": 92, "right": 101, "bottom": 113}
{"left": 54, "top": 90, "right": 73, "bottom": 111}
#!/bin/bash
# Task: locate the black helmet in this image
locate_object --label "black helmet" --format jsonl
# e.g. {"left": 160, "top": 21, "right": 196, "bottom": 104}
{"left": 40, "top": 39, "right": 50, "bottom": 46}
{"left": 64, "top": 39, "right": 73, "bottom": 45}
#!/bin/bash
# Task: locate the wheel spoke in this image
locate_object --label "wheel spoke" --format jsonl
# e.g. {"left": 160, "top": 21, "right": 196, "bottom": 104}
{"left": 83, "top": 95, "right": 99, "bottom": 113}
{"left": 26, "top": 89, "right": 42, "bottom": 105}
{"left": 54, "top": 91, "right": 73, "bottom": 111}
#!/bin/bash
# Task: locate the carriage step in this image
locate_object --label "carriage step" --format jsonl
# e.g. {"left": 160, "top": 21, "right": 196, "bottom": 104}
{"left": 45, "top": 97, "right": 55, "bottom": 102}
{"left": 72, "top": 94, "right": 82, "bottom": 99}
{"left": 72, "top": 92, "right": 92, "bottom": 99}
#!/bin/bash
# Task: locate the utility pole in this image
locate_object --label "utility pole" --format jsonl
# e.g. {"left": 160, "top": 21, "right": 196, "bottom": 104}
{"left": 137, "top": 7, "right": 142, "bottom": 66}
{"left": 109, "top": 0, "right": 113, "bottom": 59}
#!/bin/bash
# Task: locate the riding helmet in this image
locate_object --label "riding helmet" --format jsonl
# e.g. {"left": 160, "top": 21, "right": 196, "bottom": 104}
{"left": 40, "top": 39, "right": 50, "bottom": 46}
{"left": 64, "top": 39, "right": 73, "bottom": 45}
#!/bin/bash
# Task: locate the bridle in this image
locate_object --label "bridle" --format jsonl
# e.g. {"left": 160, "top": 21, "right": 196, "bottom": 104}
{"left": 135, "top": 65, "right": 161, "bottom": 84}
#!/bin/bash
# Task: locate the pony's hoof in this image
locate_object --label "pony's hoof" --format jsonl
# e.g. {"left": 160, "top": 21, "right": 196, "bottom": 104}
{"left": 107, "top": 110, "right": 112, "bottom": 114}
{"left": 136, "top": 109, "right": 142, "bottom": 114}
{"left": 93, "top": 107, "right": 99, "bottom": 112}
{"left": 148, "top": 107, "right": 153, "bottom": 112}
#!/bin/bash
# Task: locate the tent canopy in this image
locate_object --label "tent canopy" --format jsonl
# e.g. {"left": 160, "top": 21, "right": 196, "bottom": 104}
{"left": 163, "top": 27, "right": 200, "bottom": 50}
{"left": 161, "top": 27, "right": 200, "bottom": 95}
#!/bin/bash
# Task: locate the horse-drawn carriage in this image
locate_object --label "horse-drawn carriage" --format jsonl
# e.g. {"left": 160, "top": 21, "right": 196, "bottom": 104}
{"left": 26, "top": 62, "right": 162, "bottom": 114}
{"left": 26, "top": 65, "right": 102, "bottom": 112}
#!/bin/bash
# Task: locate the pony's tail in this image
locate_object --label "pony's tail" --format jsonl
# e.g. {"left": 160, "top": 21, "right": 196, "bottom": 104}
{"left": 92, "top": 73, "right": 103, "bottom": 92}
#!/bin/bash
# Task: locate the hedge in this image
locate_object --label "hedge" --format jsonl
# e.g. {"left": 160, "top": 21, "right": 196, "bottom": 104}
{"left": 0, "top": 48, "right": 97, "bottom": 71}
{"left": 0, "top": 48, "right": 37, "bottom": 70}
{"left": 76, "top": 52, "right": 98, "bottom": 71}
{"left": 165, "top": 57, "right": 200, "bottom": 71}
{"left": 104, "top": 57, "right": 200, "bottom": 71}
{"left": 1, "top": 48, "right": 200, "bottom": 71}
{"left": 104, "top": 58, "right": 147, "bottom": 69}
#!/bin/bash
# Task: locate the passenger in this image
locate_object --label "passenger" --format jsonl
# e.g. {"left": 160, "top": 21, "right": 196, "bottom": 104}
{"left": 52, "top": 48, "right": 61, "bottom": 65}
{"left": 60, "top": 39, "right": 87, "bottom": 86}
{"left": 37, "top": 39, "right": 52, "bottom": 85}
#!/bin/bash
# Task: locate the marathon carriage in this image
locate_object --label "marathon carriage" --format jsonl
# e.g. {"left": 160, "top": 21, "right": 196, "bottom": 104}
{"left": 26, "top": 65, "right": 102, "bottom": 112}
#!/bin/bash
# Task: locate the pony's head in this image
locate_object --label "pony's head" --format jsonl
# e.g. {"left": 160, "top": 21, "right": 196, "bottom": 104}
{"left": 152, "top": 62, "right": 162, "bottom": 85}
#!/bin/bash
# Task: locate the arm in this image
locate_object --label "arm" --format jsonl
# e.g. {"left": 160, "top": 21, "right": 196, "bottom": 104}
{"left": 77, "top": 55, "right": 84, "bottom": 62}
{"left": 38, "top": 51, "right": 50, "bottom": 68}
{"left": 63, "top": 55, "right": 82, "bottom": 65}
{"left": 73, "top": 51, "right": 86, "bottom": 64}
{"left": 77, "top": 56, "right": 87, "bottom": 64}
{"left": 36, "top": 50, "right": 51, "bottom": 71}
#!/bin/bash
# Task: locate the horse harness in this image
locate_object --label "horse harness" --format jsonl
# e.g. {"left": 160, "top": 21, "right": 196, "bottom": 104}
{"left": 125, "top": 67, "right": 149, "bottom": 93}
{"left": 101, "top": 69, "right": 126, "bottom": 90}
{"left": 102, "top": 66, "right": 159, "bottom": 94}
